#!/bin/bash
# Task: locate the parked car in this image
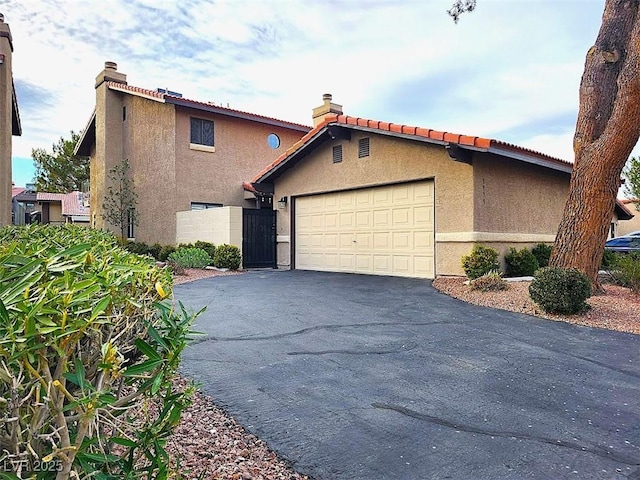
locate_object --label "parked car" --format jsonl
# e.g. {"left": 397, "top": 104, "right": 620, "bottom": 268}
{"left": 605, "top": 236, "right": 640, "bottom": 254}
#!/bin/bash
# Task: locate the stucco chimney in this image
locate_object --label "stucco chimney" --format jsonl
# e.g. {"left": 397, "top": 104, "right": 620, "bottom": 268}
{"left": 95, "top": 61, "right": 127, "bottom": 88}
{"left": 312, "top": 93, "right": 343, "bottom": 126}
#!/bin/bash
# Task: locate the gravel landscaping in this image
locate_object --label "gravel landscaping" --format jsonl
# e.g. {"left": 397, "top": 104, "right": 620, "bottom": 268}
{"left": 166, "top": 269, "right": 639, "bottom": 478}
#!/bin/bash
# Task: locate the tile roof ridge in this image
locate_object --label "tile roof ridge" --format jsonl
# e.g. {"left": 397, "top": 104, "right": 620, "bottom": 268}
{"left": 108, "top": 81, "right": 312, "bottom": 131}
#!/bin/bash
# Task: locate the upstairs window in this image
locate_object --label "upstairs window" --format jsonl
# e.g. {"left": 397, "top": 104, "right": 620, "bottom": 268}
{"left": 190, "top": 118, "right": 215, "bottom": 147}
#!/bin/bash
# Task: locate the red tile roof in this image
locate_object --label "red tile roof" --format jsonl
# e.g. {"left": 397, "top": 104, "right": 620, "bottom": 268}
{"left": 106, "top": 82, "right": 311, "bottom": 132}
{"left": 12, "top": 186, "right": 25, "bottom": 198}
{"left": 251, "top": 114, "right": 574, "bottom": 184}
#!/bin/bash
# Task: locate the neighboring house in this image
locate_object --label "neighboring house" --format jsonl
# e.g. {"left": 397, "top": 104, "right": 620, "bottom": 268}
{"left": 1, "top": 14, "right": 22, "bottom": 227}
{"left": 35, "top": 191, "right": 90, "bottom": 225}
{"left": 12, "top": 187, "right": 90, "bottom": 225}
{"left": 12, "top": 184, "right": 35, "bottom": 225}
{"left": 247, "top": 97, "right": 633, "bottom": 278}
{"left": 75, "top": 62, "right": 311, "bottom": 245}
{"left": 617, "top": 199, "right": 640, "bottom": 236}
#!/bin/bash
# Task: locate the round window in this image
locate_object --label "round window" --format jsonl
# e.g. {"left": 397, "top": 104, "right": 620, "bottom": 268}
{"left": 267, "top": 133, "right": 280, "bottom": 149}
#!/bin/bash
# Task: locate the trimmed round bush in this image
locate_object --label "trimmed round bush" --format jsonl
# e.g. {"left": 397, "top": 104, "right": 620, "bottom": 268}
{"left": 194, "top": 240, "right": 216, "bottom": 264}
{"left": 214, "top": 244, "right": 242, "bottom": 270}
{"left": 470, "top": 271, "right": 509, "bottom": 292}
{"left": 461, "top": 245, "right": 500, "bottom": 280}
{"left": 505, "top": 247, "right": 539, "bottom": 277}
{"left": 168, "top": 247, "right": 212, "bottom": 269}
{"left": 529, "top": 266, "right": 592, "bottom": 314}
{"left": 531, "top": 243, "right": 552, "bottom": 268}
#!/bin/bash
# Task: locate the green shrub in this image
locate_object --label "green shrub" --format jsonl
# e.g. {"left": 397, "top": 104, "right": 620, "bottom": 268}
{"left": 505, "top": 247, "right": 539, "bottom": 277}
{"left": 0, "top": 224, "right": 201, "bottom": 477}
{"left": 470, "top": 271, "right": 509, "bottom": 292}
{"left": 214, "top": 243, "right": 242, "bottom": 270}
{"left": 607, "top": 252, "right": 640, "bottom": 292}
{"left": 461, "top": 245, "right": 500, "bottom": 280}
{"left": 148, "top": 242, "right": 163, "bottom": 260}
{"left": 168, "top": 247, "right": 212, "bottom": 269}
{"left": 124, "top": 240, "right": 151, "bottom": 256}
{"left": 529, "top": 266, "right": 592, "bottom": 314}
{"left": 158, "top": 244, "right": 176, "bottom": 262}
{"left": 531, "top": 243, "right": 553, "bottom": 268}
{"left": 601, "top": 249, "right": 618, "bottom": 269}
{"left": 194, "top": 240, "right": 216, "bottom": 264}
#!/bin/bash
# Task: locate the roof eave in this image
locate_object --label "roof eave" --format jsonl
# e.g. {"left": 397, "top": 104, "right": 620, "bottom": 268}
{"left": 166, "top": 97, "right": 310, "bottom": 132}
{"left": 615, "top": 200, "right": 634, "bottom": 220}
{"left": 74, "top": 110, "right": 96, "bottom": 157}
{"left": 12, "top": 82, "right": 21, "bottom": 136}
{"left": 255, "top": 127, "right": 330, "bottom": 183}
{"left": 486, "top": 145, "right": 573, "bottom": 174}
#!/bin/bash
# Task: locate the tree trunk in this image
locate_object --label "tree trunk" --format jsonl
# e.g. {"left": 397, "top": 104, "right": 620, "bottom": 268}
{"left": 550, "top": 0, "right": 640, "bottom": 288}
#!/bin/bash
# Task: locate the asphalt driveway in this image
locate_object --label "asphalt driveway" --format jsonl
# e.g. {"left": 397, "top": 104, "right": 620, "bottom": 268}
{"left": 176, "top": 270, "right": 640, "bottom": 479}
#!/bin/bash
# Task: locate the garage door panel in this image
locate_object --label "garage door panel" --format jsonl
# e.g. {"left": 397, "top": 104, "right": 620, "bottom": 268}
{"left": 295, "top": 181, "right": 434, "bottom": 278}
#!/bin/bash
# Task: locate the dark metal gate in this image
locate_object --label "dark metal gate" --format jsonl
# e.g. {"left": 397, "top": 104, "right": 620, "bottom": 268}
{"left": 242, "top": 209, "right": 276, "bottom": 268}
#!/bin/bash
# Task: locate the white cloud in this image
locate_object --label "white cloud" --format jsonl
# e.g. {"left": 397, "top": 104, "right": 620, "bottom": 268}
{"left": 5, "top": 0, "right": 616, "bottom": 179}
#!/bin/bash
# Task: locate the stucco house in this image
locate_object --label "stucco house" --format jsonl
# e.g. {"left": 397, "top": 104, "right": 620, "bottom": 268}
{"left": 1, "top": 14, "right": 22, "bottom": 227}
{"left": 617, "top": 199, "right": 640, "bottom": 236}
{"left": 247, "top": 96, "right": 633, "bottom": 278}
{"left": 75, "top": 62, "right": 311, "bottom": 245}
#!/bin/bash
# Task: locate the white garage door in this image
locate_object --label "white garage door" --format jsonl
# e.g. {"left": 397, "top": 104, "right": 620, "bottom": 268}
{"left": 294, "top": 181, "right": 435, "bottom": 278}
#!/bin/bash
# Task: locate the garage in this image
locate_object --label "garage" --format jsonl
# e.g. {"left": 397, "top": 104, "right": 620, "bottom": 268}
{"left": 294, "top": 181, "right": 435, "bottom": 278}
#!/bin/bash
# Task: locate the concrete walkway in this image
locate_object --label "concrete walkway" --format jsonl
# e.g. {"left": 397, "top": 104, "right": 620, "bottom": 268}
{"left": 176, "top": 270, "right": 640, "bottom": 479}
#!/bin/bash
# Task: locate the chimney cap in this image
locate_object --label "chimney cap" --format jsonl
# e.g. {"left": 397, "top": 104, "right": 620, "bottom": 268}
{"left": 322, "top": 93, "right": 332, "bottom": 101}
{"left": 105, "top": 61, "right": 117, "bottom": 70}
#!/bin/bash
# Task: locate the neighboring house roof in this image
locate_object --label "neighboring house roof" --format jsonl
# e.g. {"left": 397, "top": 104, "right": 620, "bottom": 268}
{"left": 251, "top": 114, "right": 574, "bottom": 184}
{"left": 75, "top": 82, "right": 311, "bottom": 156}
{"left": 11, "top": 186, "right": 25, "bottom": 198}
{"left": 615, "top": 199, "right": 634, "bottom": 220}
{"left": 36, "top": 191, "right": 90, "bottom": 218}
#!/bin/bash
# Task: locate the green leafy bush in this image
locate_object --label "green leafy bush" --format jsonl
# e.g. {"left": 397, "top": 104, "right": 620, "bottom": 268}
{"left": 124, "top": 240, "right": 151, "bottom": 256}
{"left": 461, "top": 245, "right": 500, "bottom": 280}
{"left": 0, "top": 224, "right": 202, "bottom": 477}
{"left": 214, "top": 244, "right": 242, "bottom": 270}
{"left": 168, "top": 247, "right": 212, "bottom": 269}
{"left": 158, "top": 245, "right": 176, "bottom": 262}
{"left": 529, "top": 266, "right": 592, "bottom": 314}
{"left": 148, "top": 242, "right": 163, "bottom": 260}
{"left": 606, "top": 252, "right": 640, "bottom": 292}
{"left": 505, "top": 247, "right": 539, "bottom": 277}
{"left": 470, "top": 271, "right": 509, "bottom": 292}
{"left": 531, "top": 243, "right": 553, "bottom": 268}
{"left": 194, "top": 241, "right": 216, "bottom": 264}
{"left": 601, "top": 249, "right": 618, "bottom": 269}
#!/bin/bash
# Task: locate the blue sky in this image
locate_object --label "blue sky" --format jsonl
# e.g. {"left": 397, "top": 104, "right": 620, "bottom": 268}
{"left": 6, "top": 0, "right": 614, "bottom": 188}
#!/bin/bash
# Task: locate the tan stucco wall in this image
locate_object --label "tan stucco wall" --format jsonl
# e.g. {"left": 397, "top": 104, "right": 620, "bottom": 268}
{"left": 125, "top": 96, "right": 177, "bottom": 244}
{"left": 472, "top": 153, "right": 569, "bottom": 234}
{"left": 618, "top": 202, "right": 640, "bottom": 236}
{"left": 434, "top": 153, "right": 570, "bottom": 275}
{"left": 0, "top": 20, "right": 13, "bottom": 226}
{"left": 175, "top": 206, "right": 242, "bottom": 251}
{"left": 91, "top": 85, "right": 125, "bottom": 237}
{"left": 173, "top": 109, "right": 304, "bottom": 213}
{"left": 47, "top": 202, "right": 63, "bottom": 224}
{"left": 271, "top": 132, "right": 475, "bottom": 272}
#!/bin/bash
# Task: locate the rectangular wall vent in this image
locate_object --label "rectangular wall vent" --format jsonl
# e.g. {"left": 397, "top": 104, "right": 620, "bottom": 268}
{"left": 333, "top": 145, "right": 343, "bottom": 163}
{"left": 358, "top": 137, "right": 370, "bottom": 158}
